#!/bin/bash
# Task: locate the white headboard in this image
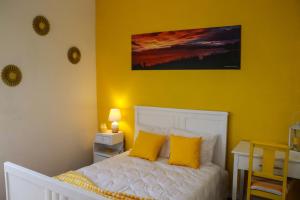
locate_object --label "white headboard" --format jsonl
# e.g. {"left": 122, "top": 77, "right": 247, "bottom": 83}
{"left": 134, "top": 106, "right": 229, "bottom": 169}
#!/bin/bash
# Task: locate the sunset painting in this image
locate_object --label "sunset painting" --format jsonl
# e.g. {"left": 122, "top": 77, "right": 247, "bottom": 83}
{"left": 132, "top": 25, "right": 241, "bottom": 70}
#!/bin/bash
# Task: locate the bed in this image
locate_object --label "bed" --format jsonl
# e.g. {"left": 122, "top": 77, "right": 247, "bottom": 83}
{"left": 4, "top": 106, "right": 229, "bottom": 200}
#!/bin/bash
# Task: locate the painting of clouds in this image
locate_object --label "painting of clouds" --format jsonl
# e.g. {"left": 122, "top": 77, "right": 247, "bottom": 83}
{"left": 132, "top": 25, "right": 241, "bottom": 70}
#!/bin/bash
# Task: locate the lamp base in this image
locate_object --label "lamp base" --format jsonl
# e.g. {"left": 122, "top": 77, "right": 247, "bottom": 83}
{"left": 111, "top": 121, "right": 119, "bottom": 133}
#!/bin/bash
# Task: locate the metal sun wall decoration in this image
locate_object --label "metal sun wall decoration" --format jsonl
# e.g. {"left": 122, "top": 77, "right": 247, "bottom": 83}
{"left": 33, "top": 15, "right": 50, "bottom": 36}
{"left": 1, "top": 65, "right": 22, "bottom": 87}
{"left": 132, "top": 25, "right": 241, "bottom": 70}
{"left": 68, "top": 47, "right": 81, "bottom": 64}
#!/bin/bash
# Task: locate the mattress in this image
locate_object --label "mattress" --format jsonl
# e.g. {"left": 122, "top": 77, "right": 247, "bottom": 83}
{"left": 78, "top": 152, "right": 228, "bottom": 200}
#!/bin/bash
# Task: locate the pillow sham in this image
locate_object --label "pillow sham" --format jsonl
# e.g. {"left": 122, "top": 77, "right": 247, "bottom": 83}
{"left": 129, "top": 130, "right": 166, "bottom": 161}
{"left": 168, "top": 135, "right": 202, "bottom": 169}
{"left": 169, "top": 128, "right": 218, "bottom": 164}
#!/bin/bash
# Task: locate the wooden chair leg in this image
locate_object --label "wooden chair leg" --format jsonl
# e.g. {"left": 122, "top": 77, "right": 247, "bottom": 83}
{"left": 246, "top": 191, "right": 251, "bottom": 200}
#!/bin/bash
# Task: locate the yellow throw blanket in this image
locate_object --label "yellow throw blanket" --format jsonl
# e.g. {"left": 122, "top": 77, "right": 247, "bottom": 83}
{"left": 55, "top": 171, "right": 152, "bottom": 200}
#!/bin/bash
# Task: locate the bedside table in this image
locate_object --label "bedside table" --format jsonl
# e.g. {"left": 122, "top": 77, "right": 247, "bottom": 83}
{"left": 93, "top": 131, "right": 124, "bottom": 163}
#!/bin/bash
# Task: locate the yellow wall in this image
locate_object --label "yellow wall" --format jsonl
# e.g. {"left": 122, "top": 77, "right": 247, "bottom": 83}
{"left": 96, "top": 0, "right": 300, "bottom": 172}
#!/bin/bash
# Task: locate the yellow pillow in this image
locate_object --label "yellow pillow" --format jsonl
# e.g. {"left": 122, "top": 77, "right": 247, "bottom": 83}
{"left": 168, "top": 135, "right": 202, "bottom": 169}
{"left": 129, "top": 131, "right": 166, "bottom": 161}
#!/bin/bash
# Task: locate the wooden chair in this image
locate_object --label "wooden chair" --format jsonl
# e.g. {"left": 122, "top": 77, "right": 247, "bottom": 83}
{"left": 246, "top": 141, "right": 289, "bottom": 200}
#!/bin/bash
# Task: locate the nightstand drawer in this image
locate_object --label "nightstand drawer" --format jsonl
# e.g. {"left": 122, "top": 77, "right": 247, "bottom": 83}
{"left": 95, "top": 132, "right": 123, "bottom": 145}
{"left": 95, "top": 135, "right": 111, "bottom": 144}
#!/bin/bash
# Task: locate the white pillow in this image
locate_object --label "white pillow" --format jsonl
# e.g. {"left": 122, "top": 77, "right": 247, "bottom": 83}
{"left": 137, "top": 125, "right": 170, "bottom": 158}
{"left": 169, "top": 128, "right": 218, "bottom": 164}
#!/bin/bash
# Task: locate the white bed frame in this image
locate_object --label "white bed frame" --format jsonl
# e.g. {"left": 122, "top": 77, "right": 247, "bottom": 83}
{"left": 4, "top": 106, "right": 228, "bottom": 200}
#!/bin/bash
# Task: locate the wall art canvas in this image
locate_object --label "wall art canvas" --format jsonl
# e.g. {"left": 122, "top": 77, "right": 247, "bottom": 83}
{"left": 132, "top": 25, "right": 241, "bottom": 70}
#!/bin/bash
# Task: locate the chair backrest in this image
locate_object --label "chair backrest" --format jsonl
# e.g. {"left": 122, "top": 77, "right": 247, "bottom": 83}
{"left": 247, "top": 141, "right": 289, "bottom": 199}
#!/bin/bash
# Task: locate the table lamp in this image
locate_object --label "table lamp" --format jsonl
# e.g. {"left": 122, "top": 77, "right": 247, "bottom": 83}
{"left": 109, "top": 108, "right": 121, "bottom": 133}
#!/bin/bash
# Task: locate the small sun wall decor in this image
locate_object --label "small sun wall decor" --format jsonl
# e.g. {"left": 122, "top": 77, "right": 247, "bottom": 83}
{"left": 1, "top": 65, "right": 22, "bottom": 87}
{"left": 68, "top": 47, "right": 81, "bottom": 64}
{"left": 33, "top": 15, "right": 50, "bottom": 36}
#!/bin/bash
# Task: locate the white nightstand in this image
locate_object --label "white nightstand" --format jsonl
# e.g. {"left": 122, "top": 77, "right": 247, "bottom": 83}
{"left": 93, "top": 131, "right": 124, "bottom": 163}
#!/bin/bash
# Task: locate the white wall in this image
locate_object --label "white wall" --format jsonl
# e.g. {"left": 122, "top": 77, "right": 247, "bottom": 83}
{"left": 0, "top": 0, "right": 97, "bottom": 199}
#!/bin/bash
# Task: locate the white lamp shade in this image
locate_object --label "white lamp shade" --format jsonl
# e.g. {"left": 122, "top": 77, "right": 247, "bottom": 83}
{"left": 108, "top": 108, "right": 121, "bottom": 122}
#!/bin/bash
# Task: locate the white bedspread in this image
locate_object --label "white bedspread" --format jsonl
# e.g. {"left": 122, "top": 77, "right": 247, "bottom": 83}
{"left": 78, "top": 152, "right": 228, "bottom": 200}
